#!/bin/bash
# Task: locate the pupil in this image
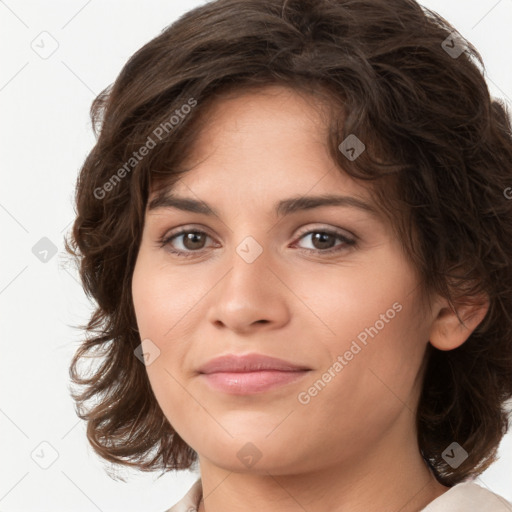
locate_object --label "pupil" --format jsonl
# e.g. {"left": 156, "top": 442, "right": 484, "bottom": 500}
{"left": 185, "top": 232, "right": 204, "bottom": 250}
{"left": 313, "top": 232, "right": 334, "bottom": 249}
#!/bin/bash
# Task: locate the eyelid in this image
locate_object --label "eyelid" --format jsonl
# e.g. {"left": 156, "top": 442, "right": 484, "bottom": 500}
{"left": 160, "top": 222, "right": 355, "bottom": 241}
{"left": 293, "top": 223, "right": 356, "bottom": 242}
{"left": 158, "top": 224, "right": 218, "bottom": 249}
{"left": 159, "top": 223, "right": 215, "bottom": 241}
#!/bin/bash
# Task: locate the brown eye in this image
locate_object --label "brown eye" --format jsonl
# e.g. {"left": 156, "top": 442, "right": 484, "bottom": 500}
{"left": 180, "top": 231, "right": 208, "bottom": 250}
{"left": 160, "top": 227, "right": 356, "bottom": 259}
{"left": 295, "top": 229, "right": 356, "bottom": 254}
{"left": 309, "top": 232, "right": 337, "bottom": 250}
{"left": 159, "top": 229, "right": 215, "bottom": 257}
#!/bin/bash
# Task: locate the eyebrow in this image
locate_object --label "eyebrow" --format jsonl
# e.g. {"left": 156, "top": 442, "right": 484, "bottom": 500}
{"left": 148, "top": 192, "right": 380, "bottom": 218}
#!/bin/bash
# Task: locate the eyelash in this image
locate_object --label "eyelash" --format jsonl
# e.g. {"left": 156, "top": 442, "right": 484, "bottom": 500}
{"left": 158, "top": 226, "right": 356, "bottom": 258}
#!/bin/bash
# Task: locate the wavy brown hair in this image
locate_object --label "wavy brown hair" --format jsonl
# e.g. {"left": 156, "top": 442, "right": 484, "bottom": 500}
{"left": 65, "top": 0, "right": 512, "bottom": 485}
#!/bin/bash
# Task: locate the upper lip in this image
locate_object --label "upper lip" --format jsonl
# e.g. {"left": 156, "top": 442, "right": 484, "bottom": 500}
{"left": 197, "top": 353, "right": 311, "bottom": 374}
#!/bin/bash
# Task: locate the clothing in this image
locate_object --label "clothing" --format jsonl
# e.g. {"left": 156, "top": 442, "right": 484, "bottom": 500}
{"left": 164, "top": 478, "right": 512, "bottom": 511}
{"left": 421, "top": 481, "right": 512, "bottom": 511}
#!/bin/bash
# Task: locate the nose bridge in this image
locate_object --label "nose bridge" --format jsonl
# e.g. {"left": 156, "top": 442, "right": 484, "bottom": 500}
{"left": 207, "top": 231, "right": 290, "bottom": 331}
{"left": 226, "top": 233, "right": 270, "bottom": 292}
{"left": 234, "top": 234, "right": 266, "bottom": 267}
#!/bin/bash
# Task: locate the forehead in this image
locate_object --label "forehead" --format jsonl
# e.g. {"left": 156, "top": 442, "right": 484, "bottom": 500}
{"left": 187, "top": 84, "right": 332, "bottom": 155}
{"left": 150, "top": 86, "right": 368, "bottom": 196}
{"left": 147, "top": 84, "right": 396, "bottom": 229}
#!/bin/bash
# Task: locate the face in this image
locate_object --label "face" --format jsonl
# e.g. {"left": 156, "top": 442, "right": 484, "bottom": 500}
{"left": 131, "top": 85, "right": 435, "bottom": 475}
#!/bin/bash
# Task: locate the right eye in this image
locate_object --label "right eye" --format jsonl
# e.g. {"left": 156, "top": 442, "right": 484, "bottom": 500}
{"left": 159, "top": 229, "right": 217, "bottom": 258}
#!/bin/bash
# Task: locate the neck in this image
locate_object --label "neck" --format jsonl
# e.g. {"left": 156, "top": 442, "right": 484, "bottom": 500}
{"left": 196, "top": 410, "right": 449, "bottom": 512}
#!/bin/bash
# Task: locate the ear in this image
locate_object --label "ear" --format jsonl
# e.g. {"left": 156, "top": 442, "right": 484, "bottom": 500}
{"left": 429, "top": 294, "right": 490, "bottom": 351}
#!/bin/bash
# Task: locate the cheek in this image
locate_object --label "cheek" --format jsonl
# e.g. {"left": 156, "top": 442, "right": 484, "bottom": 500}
{"left": 282, "top": 297, "right": 428, "bottom": 470}
{"left": 289, "top": 251, "right": 420, "bottom": 353}
{"left": 131, "top": 255, "right": 220, "bottom": 437}
{"left": 319, "top": 292, "right": 429, "bottom": 436}
{"left": 132, "top": 254, "right": 213, "bottom": 338}
{"left": 290, "top": 257, "right": 428, "bottom": 413}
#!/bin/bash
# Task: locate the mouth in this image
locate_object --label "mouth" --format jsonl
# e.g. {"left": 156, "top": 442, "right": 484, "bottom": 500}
{"left": 197, "top": 353, "right": 312, "bottom": 395}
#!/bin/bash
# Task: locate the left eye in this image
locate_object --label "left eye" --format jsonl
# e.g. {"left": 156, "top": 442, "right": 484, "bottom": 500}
{"left": 159, "top": 228, "right": 356, "bottom": 257}
{"left": 294, "top": 230, "right": 356, "bottom": 252}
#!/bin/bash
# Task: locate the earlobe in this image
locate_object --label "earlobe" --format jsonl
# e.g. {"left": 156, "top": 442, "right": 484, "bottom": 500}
{"left": 429, "top": 295, "right": 490, "bottom": 351}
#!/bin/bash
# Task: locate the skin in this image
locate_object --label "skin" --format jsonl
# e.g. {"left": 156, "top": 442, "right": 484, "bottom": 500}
{"left": 131, "top": 85, "right": 489, "bottom": 512}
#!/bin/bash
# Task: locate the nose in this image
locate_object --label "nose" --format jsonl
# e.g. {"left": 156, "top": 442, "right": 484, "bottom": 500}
{"left": 206, "top": 240, "right": 291, "bottom": 335}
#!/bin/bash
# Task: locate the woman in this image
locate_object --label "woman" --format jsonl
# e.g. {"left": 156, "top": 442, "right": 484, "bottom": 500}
{"left": 65, "top": 0, "right": 512, "bottom": 510}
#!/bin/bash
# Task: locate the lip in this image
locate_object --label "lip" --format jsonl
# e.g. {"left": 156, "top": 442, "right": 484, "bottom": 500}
{"left": 197, "top": 353, "right": 311, "bottom": 374}
{"left": 197, "top": 353, "right": 311, "bottom": 395}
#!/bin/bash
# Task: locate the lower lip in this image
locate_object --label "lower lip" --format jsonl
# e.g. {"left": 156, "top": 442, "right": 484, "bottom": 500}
{"left": 199, "top": 370, "right": 310, "bottom": 395}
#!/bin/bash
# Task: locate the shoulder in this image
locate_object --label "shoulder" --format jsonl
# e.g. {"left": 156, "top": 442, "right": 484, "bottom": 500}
{"left": 421, "top": 481, "right": 512, "bottom": 512}
{"left": 162, "top": 478, "right": 202, "bottom": 512}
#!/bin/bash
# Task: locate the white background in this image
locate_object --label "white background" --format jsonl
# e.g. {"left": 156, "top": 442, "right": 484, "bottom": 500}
{"left": 1, "top": 0, "right": 511, "bottom": 510}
